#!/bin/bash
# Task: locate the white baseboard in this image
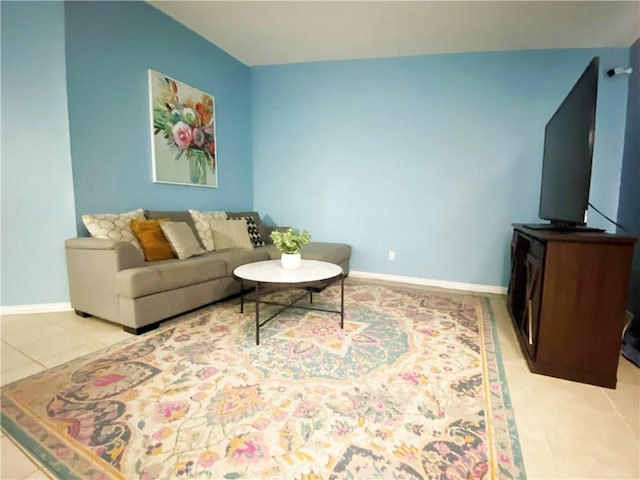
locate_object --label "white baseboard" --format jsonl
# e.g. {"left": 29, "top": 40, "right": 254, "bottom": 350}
{"left": 349, "top": 271, "right": 508, "bottom": 295}
{"left": 0, "top": 302, "right": 73, "bottom": 316}
{"left": 0, "top": 273, "right": 508, "bottom": 315}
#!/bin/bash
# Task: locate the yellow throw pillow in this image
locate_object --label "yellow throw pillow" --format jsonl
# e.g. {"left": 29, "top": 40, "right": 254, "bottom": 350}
{"left": 130, "top": 219, "right": 176, "bottom": 262}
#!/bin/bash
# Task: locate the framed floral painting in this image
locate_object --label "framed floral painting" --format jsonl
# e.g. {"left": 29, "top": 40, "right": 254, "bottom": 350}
{"left": 148, "top": 70, "right": 217, "bottom": 187}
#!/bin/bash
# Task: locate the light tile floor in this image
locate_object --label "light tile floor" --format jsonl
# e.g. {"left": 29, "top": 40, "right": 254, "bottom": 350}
{"left": 0, "top": 293, "right": 638, "bottom": 479}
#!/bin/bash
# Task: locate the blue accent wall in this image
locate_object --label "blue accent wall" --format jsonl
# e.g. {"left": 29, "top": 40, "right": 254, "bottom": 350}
{"left": 251, "top": 49, "right": 630, "bottom": 287}
{"left": 0, "top": 0, "right": 635, "bottom": 307}
{"left": 65, "top": 1, "right": 253, "bottom": 234}
{"left": 1, "top": 1, "right": 77, "bottom": 305}
{"left": 617, "top": 37, "right": 640, "bottom": 316}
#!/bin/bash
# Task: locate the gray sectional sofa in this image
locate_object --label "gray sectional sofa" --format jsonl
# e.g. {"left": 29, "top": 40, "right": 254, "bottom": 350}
{"left": 65, "top": 210, "right": 351, "bottom": 334}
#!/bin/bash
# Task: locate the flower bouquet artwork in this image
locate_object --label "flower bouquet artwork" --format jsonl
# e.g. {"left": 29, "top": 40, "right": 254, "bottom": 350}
{"left": 149, "top": 70, "right": 217, "bottom": 187}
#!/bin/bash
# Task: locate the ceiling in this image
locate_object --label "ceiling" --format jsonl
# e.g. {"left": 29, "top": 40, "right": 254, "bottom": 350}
{"left": 149, "top": 1, "right": 640, "bottom": 66}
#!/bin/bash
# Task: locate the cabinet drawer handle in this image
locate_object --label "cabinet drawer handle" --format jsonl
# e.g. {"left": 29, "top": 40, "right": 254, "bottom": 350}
{"left": 527, "top": 299, "right": 533, "bottom": 345}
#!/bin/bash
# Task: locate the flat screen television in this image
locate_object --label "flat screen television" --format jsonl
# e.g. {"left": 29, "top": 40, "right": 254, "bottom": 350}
{"left": 529, "top": 56, "right": 603, "bottom": 232}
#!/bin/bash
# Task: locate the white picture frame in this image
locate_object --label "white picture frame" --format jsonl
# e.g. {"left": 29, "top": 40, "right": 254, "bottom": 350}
{"left": 148, "top": 70, "right": 218, "bottom": 188}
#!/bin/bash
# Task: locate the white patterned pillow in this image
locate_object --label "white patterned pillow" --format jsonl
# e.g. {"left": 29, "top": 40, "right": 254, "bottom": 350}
{"left": 82, "top": 208, "right": 145, "bottom": 254}
{"left": 209, "top": 219, "right": 254, "bottom": 250}
{"left": 188, "top": 209, "right": 227, "bottom": 251}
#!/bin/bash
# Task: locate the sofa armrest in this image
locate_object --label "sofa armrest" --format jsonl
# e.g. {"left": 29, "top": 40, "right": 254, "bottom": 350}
{"left": 65, "top": 238, "right": 145, "bottom": 322}
{"left": 65, "top": 238, "right": 145, "bottom": 270}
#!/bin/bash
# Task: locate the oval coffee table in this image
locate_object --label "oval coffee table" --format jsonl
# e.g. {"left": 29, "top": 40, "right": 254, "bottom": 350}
{"left": 233, "top": 259, "right": 344, "bottom": 345}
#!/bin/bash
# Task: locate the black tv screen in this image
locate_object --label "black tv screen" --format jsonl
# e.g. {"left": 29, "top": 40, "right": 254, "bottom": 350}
{"left": 537, "top": 56, "right": 599, "bottom": 229}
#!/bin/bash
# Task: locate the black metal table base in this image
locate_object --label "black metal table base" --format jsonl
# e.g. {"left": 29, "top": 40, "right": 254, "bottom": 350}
{"left": 239, "top": 274, "right": 344, "bottom": 345}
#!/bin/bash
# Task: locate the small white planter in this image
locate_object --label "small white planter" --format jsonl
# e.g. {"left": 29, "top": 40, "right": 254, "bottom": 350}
{"left": 281, "top": 252, "right": 301, "bottom": 270}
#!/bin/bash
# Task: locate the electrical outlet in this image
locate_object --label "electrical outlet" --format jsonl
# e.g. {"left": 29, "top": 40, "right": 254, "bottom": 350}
{"left": 388, "top": 250, "right": 395, "bottom": 261}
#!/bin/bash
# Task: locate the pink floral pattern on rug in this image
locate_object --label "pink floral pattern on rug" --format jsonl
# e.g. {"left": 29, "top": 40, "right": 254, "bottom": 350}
{"left": 1, "top": 281, "right": 525, "bottom": 479}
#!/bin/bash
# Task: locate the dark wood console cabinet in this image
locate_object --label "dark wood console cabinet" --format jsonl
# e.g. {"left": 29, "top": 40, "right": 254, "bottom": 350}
{"left": 507, "top": 225, "right": 637, "bottom": 388}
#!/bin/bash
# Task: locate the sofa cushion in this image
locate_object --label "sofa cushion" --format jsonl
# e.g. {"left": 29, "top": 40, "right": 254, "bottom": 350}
{"left": 160, "top": 222, "right": 206, "bottom": 260}
{"left": 116, "top": 254, "right": 228, "bottom": 299}
{"left": 82, "top": 208, "right": 145, "bottom": 254}
{"left": 207, "top": 248, "right": 271, "bottom": 276}
{"left": 263, "top": 242, "right": 351, "bottom": 265}
{"left": 131, "top": 219, "right": 175, "bottom": 262}
{"left": 189, "top": 209, "right": 227, "bottom": 251}
{"left": 210, "top": 219, "right": 254, "bottom": 250}
{"left": 145, "top": 210, "right": 203, "bottom": 248}
{"left": 227, "top": 211, "right": 267, "bottom": 244}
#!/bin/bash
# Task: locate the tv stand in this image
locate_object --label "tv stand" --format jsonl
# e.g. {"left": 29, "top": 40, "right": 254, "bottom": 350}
{"left": 507, "top": 224, "right": 636, "bottom": 388}
{"left": 523, "top": 223, "right": 605, "bottom": 233}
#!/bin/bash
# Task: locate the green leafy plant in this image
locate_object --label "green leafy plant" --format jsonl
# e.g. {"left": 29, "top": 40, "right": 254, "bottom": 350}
{"left": 270, "top": 228, "right": 311, "bottom": 254}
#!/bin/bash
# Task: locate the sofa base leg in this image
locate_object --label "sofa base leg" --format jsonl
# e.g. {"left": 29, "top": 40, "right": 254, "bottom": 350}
{"left": 123, "top": 322, "right": 160, "bottom": 335}
{"left": 74, "top": 309, "right": 91, "bottom": 318}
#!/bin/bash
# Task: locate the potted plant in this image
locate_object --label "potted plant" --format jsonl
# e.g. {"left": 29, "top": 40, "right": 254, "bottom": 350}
{"left": 270, "top": 228, "right": 311, "bottom": 269}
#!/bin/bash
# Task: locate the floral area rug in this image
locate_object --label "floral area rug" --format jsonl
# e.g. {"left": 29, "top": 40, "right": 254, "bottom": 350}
{"left": 1, "top": 280, "right": 525, "bottom": 479}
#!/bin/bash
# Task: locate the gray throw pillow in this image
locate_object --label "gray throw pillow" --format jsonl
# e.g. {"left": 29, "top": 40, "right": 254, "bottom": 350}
{"left": 188, "top": 209, "right": 227, "bottom": 251}
{"left": 160, "top": 222, "right": 206, "bottom": 260}
{"left": 145, "top": 210, "right": 204, "bottom": 249}
{"left": 227, "top": 211, "right": 267, "bottom": 242}
{"left": 209, "top": 219, "right": 254, "bottom": 250}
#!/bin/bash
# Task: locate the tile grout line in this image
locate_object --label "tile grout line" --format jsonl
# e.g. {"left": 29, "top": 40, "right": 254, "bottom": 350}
{"left": 1, "top": 339, "right": 49, "bottom": 371}
{"left": 2, "top": 430, "right": 46, "bottom": 477}
{"left": 5, "top": 327, "right": 113, "bottom": 369}
{"left": 604, "top": 390, "right": 640, "bottom": 442}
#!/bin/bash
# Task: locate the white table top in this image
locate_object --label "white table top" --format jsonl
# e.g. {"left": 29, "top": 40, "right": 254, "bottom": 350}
{"left": 234, "top": 260, "right": 342, "bottom": 284}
